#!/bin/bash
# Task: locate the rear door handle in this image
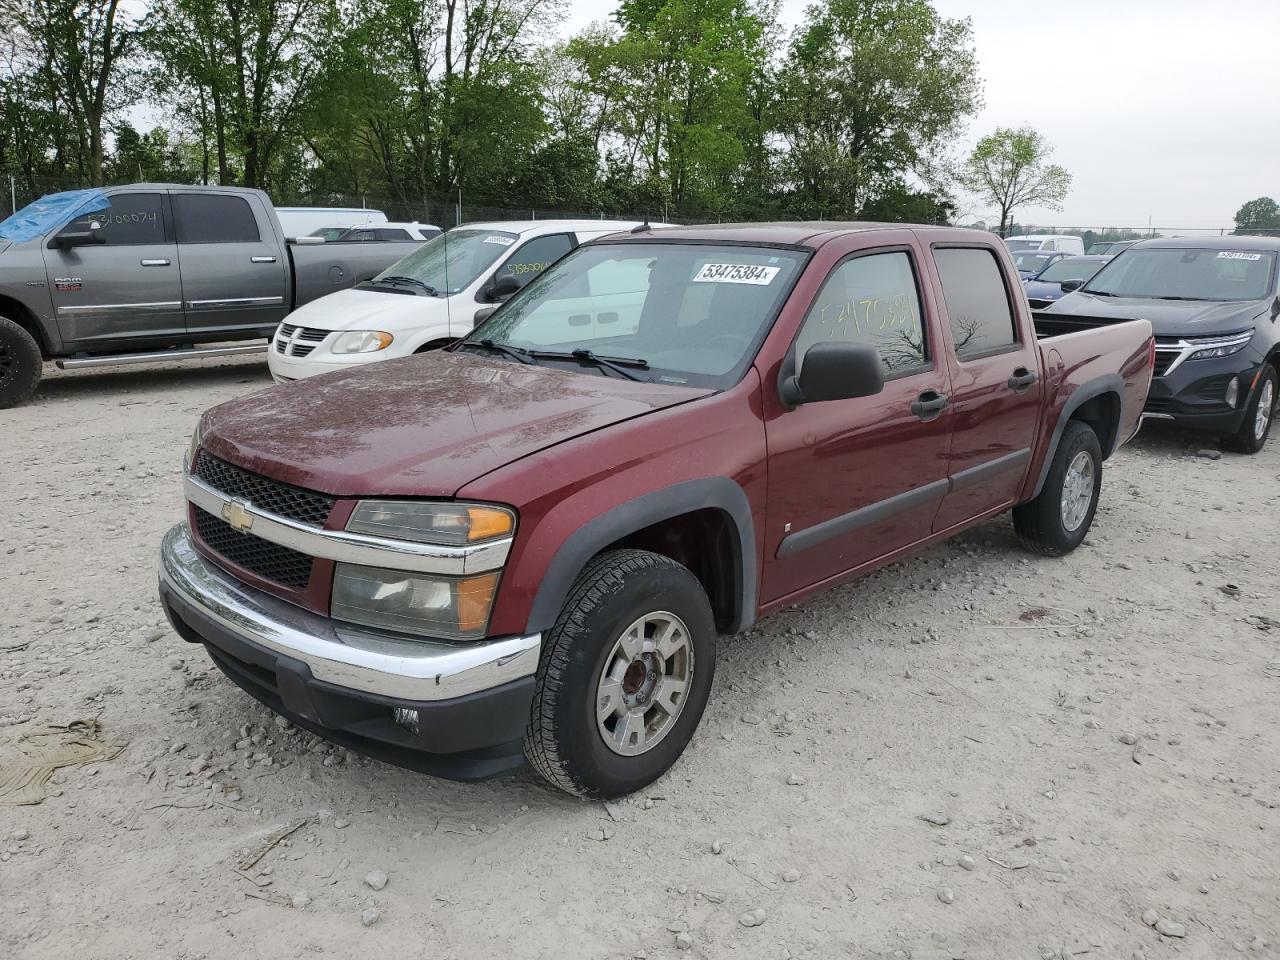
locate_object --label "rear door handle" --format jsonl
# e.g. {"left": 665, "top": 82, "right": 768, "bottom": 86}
{"left": 910, "top": 390, "right": 949, "bottom": 421}
{"left": 1007, "top": 367, "right": 1039, "bottom": 391}
{"left": 251, "top": 256, "right": 277, "bottom": 263}
{"left": 140, "top": 258, "right": 170, "bottom": 266}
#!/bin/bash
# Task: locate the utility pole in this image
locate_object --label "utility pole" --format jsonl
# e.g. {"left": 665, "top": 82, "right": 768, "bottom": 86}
{"left": 9, "top": 174, "right": 16, "bottom": 215}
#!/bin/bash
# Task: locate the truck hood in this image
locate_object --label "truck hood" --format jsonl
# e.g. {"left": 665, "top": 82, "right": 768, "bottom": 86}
{"left": 1023, "top": 279, "right": 1069, "bottom": 302}
{"left": 1044, "top": 290, "right": 1269, "bottom": 337}
{"left": 203, "top": 351, "right": 709, "bottom": 497}
{"left": 283, "top": 286, "right": 450, "bottom": 334}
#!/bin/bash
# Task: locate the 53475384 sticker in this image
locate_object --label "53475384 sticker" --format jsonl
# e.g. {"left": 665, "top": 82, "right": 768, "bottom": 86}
{"left": 483, "top": 235, "right": 516, "bottom": 246}
{"left": 1216, "top": 251, "right": 1263, "bottom": 261}
{"left": 693, "top": 262, "right": 780, "bottom": 285}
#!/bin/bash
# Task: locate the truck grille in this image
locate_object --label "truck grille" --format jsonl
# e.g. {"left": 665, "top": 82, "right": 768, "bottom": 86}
{"left": 275, "top": 323, "right": 330, "bottom": 358}
{"left": 193, "top": 507, "right": 314, "bottom": 589}
{"left": 194, "top": 451, "right": 334, "bottom": 527}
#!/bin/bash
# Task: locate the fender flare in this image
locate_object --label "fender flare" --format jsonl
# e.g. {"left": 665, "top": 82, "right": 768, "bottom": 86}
{"left": 1031, "top": 373, "right": 1124, "bottom": 498}
{"left": 525, "top": 477, "right": 758, "bottom": 636}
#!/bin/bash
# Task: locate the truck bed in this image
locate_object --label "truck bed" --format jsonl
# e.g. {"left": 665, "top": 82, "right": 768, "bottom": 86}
{"left": 287, "top": 239, "right": 424, "bottom": 311}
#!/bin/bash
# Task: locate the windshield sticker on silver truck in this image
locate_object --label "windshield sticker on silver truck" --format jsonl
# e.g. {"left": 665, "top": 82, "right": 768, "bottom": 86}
{"left": 693, "top": 263, "right": 781, "bottom": 285}
{"left": 483, "top": 236, "right": 516, "bottom": 246}
{"left": 1217, "top": 251, "right": 1263, "bottom": 261}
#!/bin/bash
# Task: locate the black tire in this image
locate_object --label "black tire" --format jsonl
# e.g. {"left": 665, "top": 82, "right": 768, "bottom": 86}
{"left": 0, "top": 315, "right": 42, "bottom": 409}
{"left": 1221, "top": 366, "right": 1276, "bottom": 455}
{"left": 523, "top": 549, "right": 717, "bottom": 799}
{"left": 1013, "top": 421, "right": 1103, "bottom": 557}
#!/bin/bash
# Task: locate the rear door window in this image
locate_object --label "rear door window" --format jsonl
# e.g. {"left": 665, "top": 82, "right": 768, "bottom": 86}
{"left": 172, "top": 194, "right": 261, "bottom": 243}
{"left": 58, "top": 192, "right": 165, "bottom": 245}
{"left": 934, "top": 247, "right": 1019, "bottom": 360}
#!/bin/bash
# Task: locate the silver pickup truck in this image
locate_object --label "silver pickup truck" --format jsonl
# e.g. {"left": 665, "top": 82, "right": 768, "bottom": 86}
{"left": 0, "top": 183, "right": 423, "bottom": 408}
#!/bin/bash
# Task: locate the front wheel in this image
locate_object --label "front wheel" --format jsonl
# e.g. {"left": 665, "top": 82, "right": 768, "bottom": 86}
{"left": 1222, "top": 366, "right": 1276, "bottom": 454}
{"left": 523, "top": 549, "right": 716, "bottom": 799}
{"left": 0, "top": 316, "right": 42, "bottom": 409}
{"left": 1013, "top": 421, "right": 1103, "bottom": 557}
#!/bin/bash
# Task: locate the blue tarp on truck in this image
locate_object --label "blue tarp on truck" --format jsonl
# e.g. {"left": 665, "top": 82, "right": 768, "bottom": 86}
{"left": 0, "top": 189, "right": 110, "bottom": 243}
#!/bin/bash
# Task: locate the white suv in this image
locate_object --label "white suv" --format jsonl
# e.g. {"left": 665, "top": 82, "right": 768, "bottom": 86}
{"left": 267, "top": 220, "right": 647, "bottom": 381}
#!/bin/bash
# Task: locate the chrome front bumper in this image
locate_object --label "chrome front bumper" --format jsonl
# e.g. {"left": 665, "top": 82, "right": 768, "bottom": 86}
{"left": 158, "top": 523, "right": 540, "bottom": 702}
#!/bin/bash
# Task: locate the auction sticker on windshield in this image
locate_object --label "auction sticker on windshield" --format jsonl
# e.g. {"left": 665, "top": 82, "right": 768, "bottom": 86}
{"left": 1217, "top": 251, "right": 1262, "bottom": 261}
{"left": 484, "top": 236, "right": 516, "bottom": 246}
{"left": 693, "top": 263, "right": 780, "bottom": 285}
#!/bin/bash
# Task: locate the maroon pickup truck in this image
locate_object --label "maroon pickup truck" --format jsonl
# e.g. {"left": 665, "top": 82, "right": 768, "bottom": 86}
{"left": 158, "top": 223, "right": 1154, "bottom": 798}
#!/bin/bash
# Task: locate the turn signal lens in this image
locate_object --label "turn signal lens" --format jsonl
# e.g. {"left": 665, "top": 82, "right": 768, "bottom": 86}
{"left": 465, "top": 506, "right": 515, "bottom": 542}
{"left": 457, "top": 572, "right": 500, "bottom": 632}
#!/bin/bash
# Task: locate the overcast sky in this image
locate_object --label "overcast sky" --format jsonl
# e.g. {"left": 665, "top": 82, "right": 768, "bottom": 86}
{"left": 563, "top": 0, "right": 1280, "bottom": 231}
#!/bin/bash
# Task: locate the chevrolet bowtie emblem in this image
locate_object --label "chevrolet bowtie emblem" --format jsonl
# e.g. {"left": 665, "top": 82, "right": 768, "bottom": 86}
{"left": 222, "top": 499, "right": 254, "bottom": 533}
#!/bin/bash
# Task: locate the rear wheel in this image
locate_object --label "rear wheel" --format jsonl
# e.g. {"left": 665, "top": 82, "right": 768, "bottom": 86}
{"left": 523, "top": 549, "right": 716, "bottom": 799}
{"left": 0, "top": 316, "right": 42, "bottom": 409}
{"left": 1013, "top": 421, "right": 1103, "bottom": 557}
{"left": 1222, "top": 366, "right": 1276, "bottom": 454}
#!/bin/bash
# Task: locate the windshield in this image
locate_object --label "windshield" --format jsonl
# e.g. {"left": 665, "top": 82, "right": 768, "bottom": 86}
{"left": 1005, "top": 239, "right": 1042, "bottom": 252}
{"left": 1014, "top": 251, "right": 1055, "bottom": 272}
{"left": 462, "top": 241, "right": 809, "bottom": 388}
{"left": 1084, "top": 248, "right": 1277, "bottom": 301}
{"left": 1036, "top": 257, "right": 1105, "bottom": 283}
{"left": 374, "top": 228, "right": 518, "bottom": 294}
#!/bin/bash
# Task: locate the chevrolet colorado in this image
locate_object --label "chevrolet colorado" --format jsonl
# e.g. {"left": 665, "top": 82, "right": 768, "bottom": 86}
{"left": 0, "top": 184, "right": 421, "bottom": 408}
{"left": 159, "top": 223, "right": 1154, "bottom": 798}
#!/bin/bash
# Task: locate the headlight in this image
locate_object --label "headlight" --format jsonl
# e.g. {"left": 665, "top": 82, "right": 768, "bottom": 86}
{"left": 184, "top": 419, "right": 204, "bottom": 471}
{"left": 331, "top": 330, "right": 394, "bottom": 354}
{"left": 1187, "top": 331, "right": 1252, "bottom": 362}
{"left": 346, "top": 501, "right": 514, "bottom": 545}
{"left": 331, "top": 564, "right": 499, "bottom": 640}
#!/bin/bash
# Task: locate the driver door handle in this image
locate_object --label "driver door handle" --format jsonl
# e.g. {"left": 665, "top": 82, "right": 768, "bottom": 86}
{"left": 910, "top": 390, "right": 949, "bottom": 421}
{"left": 140, "top": 258, "right": 170, "bottom": 266}
{"left": 1007, "top": 367, "right": 1039, "bottom": 391}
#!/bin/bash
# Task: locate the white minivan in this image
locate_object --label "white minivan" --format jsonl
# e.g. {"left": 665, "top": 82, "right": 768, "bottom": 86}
{"left": 267, "top": 220, "right": 648, "bottom": 381}
{"left": 1005, "top": 234, "right": 1085, "bottom": 255}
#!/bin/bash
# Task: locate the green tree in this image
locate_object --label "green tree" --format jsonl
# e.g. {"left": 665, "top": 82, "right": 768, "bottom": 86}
{"left": 774, "top": 0, "right": 980, "bottom": 218}
{"left": 570, "top": 0, "right": 772, "bottom": 218}
{"left": 958, "top": 125, "right": 1071, "bottom": 237}
{"left": 145, "top": 0, "right": 335, "bottom": 190}
{"left": 1233, "top": 197, "right": 1280, "bottom": 236}
{"left": 1, "top": 0, "right": 138, "bottom": 185}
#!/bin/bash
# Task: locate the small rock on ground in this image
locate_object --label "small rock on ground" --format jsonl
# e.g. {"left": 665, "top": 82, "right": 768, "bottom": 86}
{"left": 361, "top": 907, "right": 380, "bottom": 927}
{"left": 738, "top": 908, "right": 766, "bottom": 928}
{"left": 1155, "top": 919, "right": 1186, "bottom": 938}
{"left": 937, "top": 886, "right": 956, "bottom": 904}
{"left": 364, "top": 870, "right": 388, "bottom": 891}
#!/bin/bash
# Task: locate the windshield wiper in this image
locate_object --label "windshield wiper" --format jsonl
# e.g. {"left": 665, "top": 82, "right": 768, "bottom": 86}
{"left": 459, "top": 338, "right": 533, "bottom": 364}
{"left": 1080, "top": 288, "right": 1115, "bottom": 297}
{"left": 372, "top": 275, "right": 440, "bottom": 296}
{"left": 528, "top": 349, "right": 649, "bottom": 381}
{"left": 1154, "top": 295, "right": 1215, "bottom": 301}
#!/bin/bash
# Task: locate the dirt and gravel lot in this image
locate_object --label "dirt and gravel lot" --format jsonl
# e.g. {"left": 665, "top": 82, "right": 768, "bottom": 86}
{"left": 2, "top": 356, "right": 1278, "bottom": 960}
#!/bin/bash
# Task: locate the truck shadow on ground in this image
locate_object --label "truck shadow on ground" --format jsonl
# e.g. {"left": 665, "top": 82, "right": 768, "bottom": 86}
{"left": 35, "top": 356, "right": 274, "bottom": 403}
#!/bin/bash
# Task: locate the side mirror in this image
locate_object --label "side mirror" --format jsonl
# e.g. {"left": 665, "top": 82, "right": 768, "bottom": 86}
{"left": 1060, "top": 278, "right": 1084, "bottom": 293}
{"left": 52, "top": 222, "right": 104, "bottom": 249}
{"left": 779, "top": 341, "right": 884, "bottom": 407}
{"left": 473, "top": 306, "right": 498, "bottom": 326}
{"left": 485, "top": 275, "right": 521, "bottom": 303}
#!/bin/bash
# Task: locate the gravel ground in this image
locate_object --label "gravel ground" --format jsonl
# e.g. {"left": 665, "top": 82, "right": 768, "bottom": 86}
{"left": 2, "top": 356, "right": 1278, "bottom": 960}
